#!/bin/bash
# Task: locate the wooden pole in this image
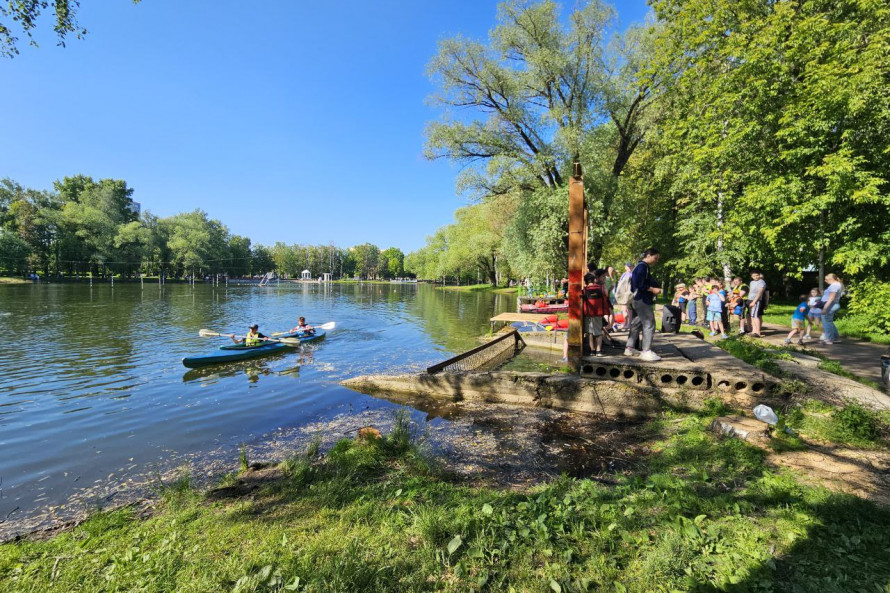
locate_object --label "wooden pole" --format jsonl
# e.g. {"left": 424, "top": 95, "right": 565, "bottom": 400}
{"left": 567, "top": 162, "right": 587, "bottom": 367}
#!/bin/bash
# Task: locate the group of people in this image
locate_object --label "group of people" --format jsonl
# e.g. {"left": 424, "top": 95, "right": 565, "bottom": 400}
{"left": 563, "top": 248, "right": 847, "bottom": 362}
{"left": 668, "top": 272, "right": 769, "bottom": 339}
{"left": 229, "top": 317, "right": 315, "bottom": 346}
{"left": 669, "top": 273, "right": 845, "bottom": 345}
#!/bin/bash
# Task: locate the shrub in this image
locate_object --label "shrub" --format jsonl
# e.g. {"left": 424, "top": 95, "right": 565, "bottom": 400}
{"left": 846, "top": 281, "right": 890, "bottom": 334}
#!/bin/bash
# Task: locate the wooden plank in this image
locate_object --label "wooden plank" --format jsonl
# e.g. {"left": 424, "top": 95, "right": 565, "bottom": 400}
{"left": 490, "top": 312, "right": 553, "bottom": 323}
{"left": 567, "top": 162, "right": 587, "bottom": 366}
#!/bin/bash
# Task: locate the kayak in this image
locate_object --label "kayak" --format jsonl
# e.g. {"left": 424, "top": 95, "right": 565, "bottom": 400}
{"left": 182, "top": 329, "right": 325, "bottom": 368}
{"left": 520, "top": 303, "right": 568, "bottom": 314}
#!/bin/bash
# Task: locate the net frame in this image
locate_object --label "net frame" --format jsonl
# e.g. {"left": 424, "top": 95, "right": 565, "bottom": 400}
{"left": 426, "top": 329, "right": 525, "bottom": 374}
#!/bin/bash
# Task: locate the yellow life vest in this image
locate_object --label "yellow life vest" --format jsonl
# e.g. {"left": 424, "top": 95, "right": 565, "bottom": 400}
{"left": 245, "top": 331, "right": 261, "bottom": 346}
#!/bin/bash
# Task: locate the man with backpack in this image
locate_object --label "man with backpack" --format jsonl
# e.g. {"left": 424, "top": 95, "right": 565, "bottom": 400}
{"left": 624, "top": 248, "right": 663, "bottom": 362}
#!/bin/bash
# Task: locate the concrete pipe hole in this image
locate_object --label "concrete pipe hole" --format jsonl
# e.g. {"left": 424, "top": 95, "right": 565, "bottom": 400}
{"left": 595, "top": 367, "right": 607, "bottom": 377}
{"left": 691, "top": 376, "right": 704, "bottom": 386}
{"left": 623, "top": 369, "right": 634, "bottom": 379}
{"left": 660, "top": 374, "right": 673, "bottom": 384}
{"left": 734, "top": 381, "right": 747, "bottom": 391}
{"left": 676, "top": 375, "right": 688, "bottom": 385}
{"left": 609, "top": 368, "right": 620, "bottom": 378}
{"left": 751, "top": 382, "right": 765, "bottom": 393}
{"left": 582, "top": 365, "right": 594, "bottom": 374}
{"left": 717, "top": 380, "right": 731, "bottom": 390}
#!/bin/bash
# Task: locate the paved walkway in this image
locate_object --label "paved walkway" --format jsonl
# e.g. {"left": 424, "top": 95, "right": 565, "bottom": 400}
{"left": 755, "top": 322, "right": 888, "bottom": 387}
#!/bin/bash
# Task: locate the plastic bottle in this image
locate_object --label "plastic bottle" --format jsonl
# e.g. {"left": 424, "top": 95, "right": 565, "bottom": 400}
{"left": 753, "top": 404, "right": 779, "bottom": 426}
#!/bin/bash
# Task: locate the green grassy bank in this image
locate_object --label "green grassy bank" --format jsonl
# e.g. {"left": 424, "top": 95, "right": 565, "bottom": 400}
{"left": 436, "top": 284, "right": 518, "bottom": 294}
{"left": 4, "top": 409, "right": 890, "bottom": 593}
{"left": 0, "top": 277, "right": 30, "bottom": 284}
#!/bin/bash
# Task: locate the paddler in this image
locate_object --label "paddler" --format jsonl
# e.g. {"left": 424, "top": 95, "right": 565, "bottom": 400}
{"left": 291, "top": 316, "right": 315, "bottom": 336}
{"left": 230, "top": 324, "right": 267, "bottom": 345}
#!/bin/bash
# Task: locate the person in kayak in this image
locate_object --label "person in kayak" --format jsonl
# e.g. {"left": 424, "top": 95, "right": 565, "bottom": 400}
{"left": 291, "top": 316, "right": 315, "bottom": 336}
{"left": 230, "top": 324, "right": 268, "bottom": 346}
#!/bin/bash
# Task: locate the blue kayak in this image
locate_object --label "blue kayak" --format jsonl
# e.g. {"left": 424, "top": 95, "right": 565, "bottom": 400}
{"left": 182, "top": 329, "right": 325, "bottom": 368}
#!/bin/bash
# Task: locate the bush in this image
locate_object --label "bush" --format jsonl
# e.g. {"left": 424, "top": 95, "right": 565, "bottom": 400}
{"left": 846, "top": 281, "right": 890, "bottom": 334}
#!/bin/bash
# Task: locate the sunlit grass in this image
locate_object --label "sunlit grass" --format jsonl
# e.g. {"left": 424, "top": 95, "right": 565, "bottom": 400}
{"left": 4, "top": 412, "right": 890, "bottom": 592}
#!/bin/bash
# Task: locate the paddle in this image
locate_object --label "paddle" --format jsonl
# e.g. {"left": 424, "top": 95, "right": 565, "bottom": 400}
{"left": 271, "top": 321, "right": 336, "bottom": 337}
{"left": 198, "top": 329, "right": 301, "bottom": 345}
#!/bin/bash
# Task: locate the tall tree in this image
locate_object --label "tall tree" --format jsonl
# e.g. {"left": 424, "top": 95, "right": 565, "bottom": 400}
{"left": 426, "top": 0, "right": 658, "bottom": 264}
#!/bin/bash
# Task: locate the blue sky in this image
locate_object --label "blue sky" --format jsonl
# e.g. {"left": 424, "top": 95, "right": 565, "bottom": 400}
{"left": 1, "top": 0, "right": 650, "bottom": 252}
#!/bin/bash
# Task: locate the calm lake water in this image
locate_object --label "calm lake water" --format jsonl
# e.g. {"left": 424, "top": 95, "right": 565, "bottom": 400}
{"left": 0, "top": 282, "right": 514, "bottom": 526}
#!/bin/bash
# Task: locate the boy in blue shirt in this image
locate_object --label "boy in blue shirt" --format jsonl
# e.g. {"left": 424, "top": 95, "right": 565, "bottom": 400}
{"left": 784, "top": 295, "right": 810, "bottom": 345}
{"left": 706, "top": 286, "right": 727, "bottom": 339}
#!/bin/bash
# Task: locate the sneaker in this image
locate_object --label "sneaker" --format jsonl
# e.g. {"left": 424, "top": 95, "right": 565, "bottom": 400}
{"left": 721, "top": 334, "right": 728, "bottom": 339}
{"left": 739, "top": 329, "right": 746, "bottom": 335}
{"left": 709, "top": 331, "right": 716, "bottom": 337}
{"left": 595, "top": 351, "right": 604, "bottom": 357}
{"left": 639, "top": 350, "right": 662, "bottom": 362}
{"left": 783, "top": 338, "right": 791, "bottom": 344}
{"left": 797, "top": 339, "right": 803, "bottom": 345}
{"left": 560, "top": 357, "right": 568, "bottom": 362}
{"left": 623, "top": 347, "right": 639, "bottom": 357}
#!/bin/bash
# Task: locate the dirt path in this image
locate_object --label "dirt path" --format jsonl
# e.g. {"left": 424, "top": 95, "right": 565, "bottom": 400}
{"left": 758, "top": 322, "right": 888, "bottom": 386}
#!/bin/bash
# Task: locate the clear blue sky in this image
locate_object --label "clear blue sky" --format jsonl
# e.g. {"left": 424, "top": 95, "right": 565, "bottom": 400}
{"left": 1, "top": 0, "right": 650, "bottom": 252}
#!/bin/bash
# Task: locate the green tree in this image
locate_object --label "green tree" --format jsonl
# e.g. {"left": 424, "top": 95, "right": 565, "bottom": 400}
{"left": 649, "top": 0, "right": 890, "bottom": 281}
{"left": 0, "top": 230, "right": 31, "bottom": 274}
{"left": 351, "top": 243, "right": 380, "bottom": 280}
{"left": 426, "top": 0, "right": 657, "bottom": 264}
{"left": 379, "top": 247, "right": 405, "bottom": 279}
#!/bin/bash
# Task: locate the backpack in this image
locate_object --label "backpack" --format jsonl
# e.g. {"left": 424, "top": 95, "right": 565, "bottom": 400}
{"left": 583, "top": 283, "right": 609, "bottom": 317}
{"left": 614, "top": 274, "right": 632, "bottom": 305}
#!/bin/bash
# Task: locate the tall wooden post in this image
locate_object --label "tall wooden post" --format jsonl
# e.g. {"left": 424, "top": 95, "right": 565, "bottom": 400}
{"left": 567, "top": 162, "right": 587, "bottom": 367}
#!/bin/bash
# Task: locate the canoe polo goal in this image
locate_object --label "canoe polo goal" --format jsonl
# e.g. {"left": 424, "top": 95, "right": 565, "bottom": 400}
{"left": 426, "top": 329, "right": 525, "bottom": 374}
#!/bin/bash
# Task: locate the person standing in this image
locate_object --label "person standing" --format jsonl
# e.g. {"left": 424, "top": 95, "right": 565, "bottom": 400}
{"left": 624, "top": 249, "right": 662, "bottom": 362}
{"left": 747, "top": 270, "right": 767, "bottom": 338}
{"left": 614, "top": 262, "right": 634, "bottom": 331}
{"left": 820, "top": 273, "right": 845, "bottom": 344}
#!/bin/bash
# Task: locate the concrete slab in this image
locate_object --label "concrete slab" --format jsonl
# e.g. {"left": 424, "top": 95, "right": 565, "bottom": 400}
{"left": 710, "top": 415, "right": 771, "bottom": 443}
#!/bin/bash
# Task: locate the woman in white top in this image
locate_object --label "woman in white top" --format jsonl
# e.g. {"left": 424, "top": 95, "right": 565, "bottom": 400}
{"left": 820, "top": 273, "right": 844, "bottom": 344}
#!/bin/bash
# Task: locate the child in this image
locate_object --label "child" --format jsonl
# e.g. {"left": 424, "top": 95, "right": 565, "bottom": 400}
{"left": 785, "top": 295, "right": 810, "bottom": 345}
{"left": 706, "top": 285, "right": 727, "bottom": 339}
{"left": 672, "top": 283, "right": 689, "bottom": 323}
{"left": 804, "top": 288, "right": 823, "bottom": 342}
{"left": 290, "top": 316, "right": 315, "bottom": 335}
{"left": 686, "top": 283, "right": 698, "bottom": 325}
{"left": 583, "top": 269, "right": 612, "bottom": 357}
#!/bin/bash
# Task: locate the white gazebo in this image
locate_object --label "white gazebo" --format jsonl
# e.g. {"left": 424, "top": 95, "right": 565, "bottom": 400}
{"left": 301, "top": 269, "right": 311, "bottom": 280}
{"left": 321, "top": 272, "right": 332, "bottom": 282}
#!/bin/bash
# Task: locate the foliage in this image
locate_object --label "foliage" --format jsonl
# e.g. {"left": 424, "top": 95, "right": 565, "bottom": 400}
{"left": 0, "top": 176, "right": 394, "bottom": 280}
{"left": 846, "top": 281, "right": 890, "bottom": 335}
{"left": 407, "top": 199, "right": 513, "bottom": 284}
{"left": 648, "top": 0, "right": 890, "bottom": 280}
{"left": 426, "top": 0, "right": 657, "bottom": 267}
{"left": 785, "top": 400, "right": 889, "bottom": 449}
{"left": 0, "top": 230, "right": 30, "bottom": 274}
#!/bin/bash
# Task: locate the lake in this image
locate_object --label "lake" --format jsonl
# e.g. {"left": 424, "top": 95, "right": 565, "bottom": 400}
{"left": 0, "top": 282, "right": 515, "bottom": 530}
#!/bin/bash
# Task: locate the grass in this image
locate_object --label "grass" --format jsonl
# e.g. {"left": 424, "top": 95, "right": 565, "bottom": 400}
{"left": 0, "top": 277, "right": 29, "bottom": 284}
{"left": 436, "top": 283, "right": 498, "bottom": 292}
{"left": 784, "top": 400, "right": 890, "bottom": 450}
{"left": 4, "top": 411, "right": 890, "bottom": 592}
